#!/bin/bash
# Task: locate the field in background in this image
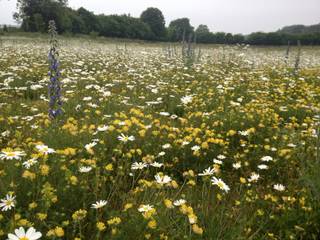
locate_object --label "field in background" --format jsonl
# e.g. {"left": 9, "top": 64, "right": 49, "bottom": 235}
{"left": 0, "top": 36, "right": 320, "bottom": 239}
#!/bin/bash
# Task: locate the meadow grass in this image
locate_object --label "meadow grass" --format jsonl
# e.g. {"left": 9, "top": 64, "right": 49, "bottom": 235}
{"left": 0, "top": 36, "right": 320, "bottom": 239}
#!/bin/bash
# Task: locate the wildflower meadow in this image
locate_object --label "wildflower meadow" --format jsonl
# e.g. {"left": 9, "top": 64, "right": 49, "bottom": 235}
{"left": 0, "top": 35, "right": 320, "bottom": 239}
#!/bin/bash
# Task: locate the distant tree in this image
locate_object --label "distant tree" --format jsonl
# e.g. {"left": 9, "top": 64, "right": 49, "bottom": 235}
{"left": 214, "top": 32, "right": 226, "bottom": 44}
{"left": 168, "top": 18, "right": 194, "bottom": 42}
{"left": 232, "top": 34, "right": 245, "bottom": 44}
{"left": 140, "top": 7, "right": 165, "bottom": 40}
{"left": 3, "top": 25, "right": 8, "bottom": 32}
{"left": 224, "top": 33, "right": 233, "bottom": 44}
{"left": 247, "top": 32, "right": 266, "bottom": 45}
{"left": 32, "top": 13, "right": 45, "bottom": 32}
{"left": 196, "top": 24, "right": 211, "bottom": 43}
{"left": 14, "top": 0, "right": 69, "bottom": 32}
{"left": 77, "top": 7, "right": 98, "bottom": 34}
{"left": 96, "top": 14, "right": 153, "bottom": 40}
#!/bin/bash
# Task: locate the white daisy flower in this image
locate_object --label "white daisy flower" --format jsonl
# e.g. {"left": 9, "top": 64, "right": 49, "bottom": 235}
{"left": 238, "top": 130, "right": 249, "bottom": 136}
{"left": 213, "top": 159, "right": 223, "bottom": 165}
{"left": 181, "top": 141, "right": 190, "bottom": 146}
{"left": 273, "top": 184, "right": 286, "bottom": 192}
{"left": 1, "top": 130, "right": 10, "bottom": 137}
{"left": 191, "top": 145, "right": 200, "bottom": 151}
{"left": 181, "top": 95, "right": 193, "bottom": 105}
{"left": 155, "top": 174, "right": 172, "bottom": 184}
{"left": 217, "top": 155, "right": 226, "bottom": 160}
{"left": 35, "top": 144, "right": 55, "bottom": 155}
{"left": 232, "top": 162, "right": 241, "bottom": 169}
{"left": 173, "top": 199, "right": 186, "bottom": 206}
{"left": 211, "top": 177, "right": 230, "bottom": 193}
{"left": 150, "top": 162, "right": 163, "bottom": 168}
{"left": 198, "top": 167, "right": 215, "bottom": 176}
{"left": 0, "top": 194, "right": 16, "bottom": 211}
{"left": 97, "top": 125, "right": 109, "bottom": 132}
{"left": 7, "top": 227, "right": 42, "bottom": 240}
{"left": 91, "top": 200, "right": 108, "bottom": 209}
{"left": 162, "top": 144, "right": 171, "bottom": 149}
{"left": 79, "top": 166, "right": 93, "bottom": 173}
{"left": 0, "top": 149, "right": 26, "bottom": 160}
{"left": 85, "top": 142, "right": 97, "bottom": 151}
{"left": 117, "top": 133, "right": 135, "bottom": 143}
{"left": 257, "top": 164, "right": 268, "bottom": 170}
{"left": 159, "top": 112, "right": 170, "bottom": 116}
{"left": 261, "top": 156, "right": 273, "bottom": 162}
{"left": 131, "top": 162, "right": 148, "bottom": 170}
{"left": 22, "top": 158, "right": 38, "bottom": 169}
{"left": 248, "top": 173, "right": 260, "bottom": 182}
{"left": 138, "top": 204, "right": 154, "bottom": 212}
{"left": 83, "top": 96, "right": 92, "bottom": 101}
{"left": 287, "top": 143, "right": 297, "bottom": 148}
{"left": 157, "top": 151, "right": 166, "bottom": 157}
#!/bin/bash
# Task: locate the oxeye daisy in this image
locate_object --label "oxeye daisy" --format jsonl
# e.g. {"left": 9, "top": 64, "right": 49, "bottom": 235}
{"left": 257, "top": 164, "right": 268, "bottom": 170}
{"left": 211, "top": 177, "right": 230, "bottom": 193}
{"left": 157, "top": 151, "right": 166, "bottom": 157}
{"left": 0, "top": 194, "right": 16, "bottom": 211}
{"left": 91, "top": 200, "right": 108, "bottom": 209}
{"left": 191, "top": 145, "right": 200, "bottom": 151}
{"left": 79, "top": 166, "right": 93, "bottom": 173}
{"left": 22, "top": 158, "right": 38, "bottom": 169}
{"left": 150, "top": 162, "right": 163, "bottom": 168}
{"left": 173, "top": 199, "right": 186, "bottom": 206}
{"left": 273, "top": 184, "right": 286, "bottom": 192}
{"left": 85, "top": 142, "right": 97, "bottom": 150}
{"left": 117, "top": 133, "right": 135, "bottom": 142}
{"left": 213, "top": 159, "right": 223, "bottom": 165}
{"left": 198, "top": 167, "right": 215, "bottom": 176}
{"left": 85, "top": 142, "right": 97, "bottom": 154}
{"left": 261, "top": 156, "right": 273, "bottom": 162}
{"left": 162, "top": 143, "right": 171, "bottom": 149}
{"left": 181, "top": 95, "right": 193, "bottom": 105}
{"left": 248, "top": 172, "right": 260, "bottom": 182}
{"left": 181, "top": 141, "right": 190, "bottom": 146}
{"left": 155, "top": 174, "right": 172, "bottom": 184}
{"left": 232, "top": 162, "right": 241, "bottom": 169}
{"left": 7, "top": 227, "right": 42, "bottom": 240}
{"left": 217, "top": 154, "right": 226, "bottom": 160}
{"left": 97, "top": 125, "right": 109, "bottom": 132}
{"left": 0, "top": 148, "right": 26, "bottom": 160}
{"left": 35, "top": 144, "right": 55, "bottom": 155}
{"left": 138, "top": 204, "right": 154, "bottom": 212}
{"left": 131, "top": 162, "right": 148, "bottom": 170}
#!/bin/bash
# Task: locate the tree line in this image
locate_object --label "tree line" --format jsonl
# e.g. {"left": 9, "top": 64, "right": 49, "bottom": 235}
{"left": 6, "top": 0, "right": 320, "bottom": 45}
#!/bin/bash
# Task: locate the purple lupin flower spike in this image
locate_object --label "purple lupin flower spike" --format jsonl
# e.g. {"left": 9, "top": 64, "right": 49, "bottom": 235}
{"left": 48, "top": 20, "right": 63, "bottom": 119}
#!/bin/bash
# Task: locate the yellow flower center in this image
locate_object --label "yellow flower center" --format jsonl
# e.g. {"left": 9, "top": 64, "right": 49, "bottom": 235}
{"left": 5, "top": 200, "right": 13, "bottom": 206}
{"left": 7, "top": 152, "right": 15, "bottom": 157}
{"left": 217, "top": 182, "right": 224, "bottom": 189}
{"left": 19, "top": 237, "right": 29, "bottom": 240}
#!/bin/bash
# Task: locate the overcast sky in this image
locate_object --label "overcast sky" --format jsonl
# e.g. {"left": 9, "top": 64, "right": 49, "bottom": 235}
{"left": 0, "top": 0, "right": 319, "bottom": 34}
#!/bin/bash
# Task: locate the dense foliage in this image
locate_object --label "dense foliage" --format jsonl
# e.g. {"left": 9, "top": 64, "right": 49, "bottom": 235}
{"left": 9, "top": 0, "right": 320, "bottom": 45}
{"left": 279, "top": 23, "right": 320, "bottom": 35}
{"left": 140, "top": 8, "right": 166, "bottom": 40}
